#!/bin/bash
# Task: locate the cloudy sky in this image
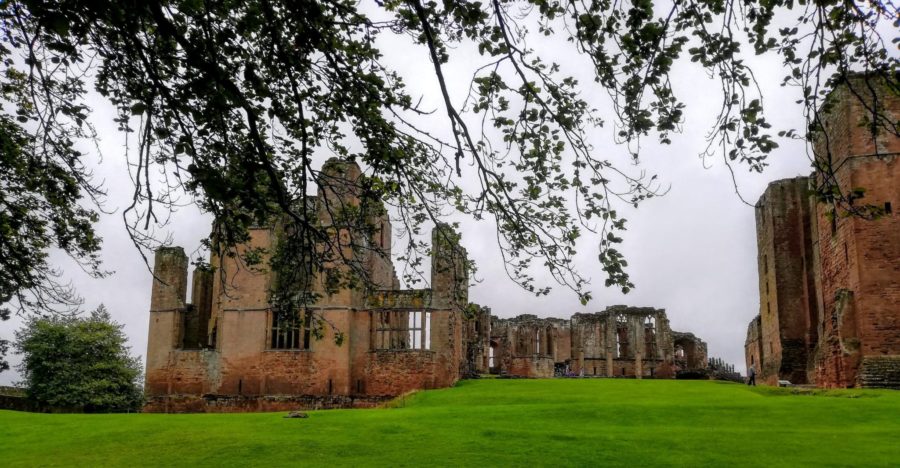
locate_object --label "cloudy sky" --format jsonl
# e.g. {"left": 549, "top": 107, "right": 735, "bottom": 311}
{"left": 0, "top": 9, "right": 820, "bottom": 385}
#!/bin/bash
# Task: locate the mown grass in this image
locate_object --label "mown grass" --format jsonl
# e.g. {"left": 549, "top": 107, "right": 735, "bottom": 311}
{"left": 2, "top": 379, "right": 899, "bottom": 467}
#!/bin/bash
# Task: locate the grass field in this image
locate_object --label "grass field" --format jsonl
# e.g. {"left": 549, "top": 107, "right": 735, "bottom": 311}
{"left": 2, "top": 379, "right": 899, "bottom": 467}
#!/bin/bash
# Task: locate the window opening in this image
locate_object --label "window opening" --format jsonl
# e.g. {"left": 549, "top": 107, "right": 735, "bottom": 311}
{"left": 373, "top": 310, "right": 430, "bottom": 350}
{"left": 644, "top": 316, "right": 656, "bottom": 357}
{"left": 270, "top": 309, "right": 312, "bottom": 350}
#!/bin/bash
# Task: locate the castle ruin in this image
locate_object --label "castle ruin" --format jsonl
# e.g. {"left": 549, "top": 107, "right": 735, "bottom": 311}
{"left": 478, "top": 307, "right": 707, "bottom": 379}
{"left": 745, "top": 77, "right": 900, "bottom": 388}
{"left": 145, "top": 160, "right": 714, "bottom": 412}
{"left": 145, "top": 161, "right": 471, "bottom": 412}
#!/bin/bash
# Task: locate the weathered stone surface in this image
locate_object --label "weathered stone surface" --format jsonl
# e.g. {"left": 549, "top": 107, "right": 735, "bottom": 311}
{"left": 145, "top": 160, "right": 469, "bottom": 412}
{"left": 145, "top": 161, "right": 720, "bottom": 414}
{"left": 488, "top": 306, "right": 704, "bottom": 379}
{"left": 745, "top": 78, "right": 900, "bottom": 389}
{"left": 747, "top": 177, "right": 819, "bottom": 386}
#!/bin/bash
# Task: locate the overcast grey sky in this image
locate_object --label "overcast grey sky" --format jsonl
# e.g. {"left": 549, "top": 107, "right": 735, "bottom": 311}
{"left": 0, "top": 9, "right": 820, "bottom": 385}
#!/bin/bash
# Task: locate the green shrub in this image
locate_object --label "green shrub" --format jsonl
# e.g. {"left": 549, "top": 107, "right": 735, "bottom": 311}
{"left": 15, "top": 305, "right": 143, "bottom": 412}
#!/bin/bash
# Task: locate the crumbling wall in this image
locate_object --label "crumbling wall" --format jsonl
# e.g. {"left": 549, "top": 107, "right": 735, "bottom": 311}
{"left": 489, "top": 314, "right": 560, "bottom": 378}
{"left": 673, "top": 331, "right": 708, "bottom": 372}
{"left": 461, "top": 305, "right": 492, "bottom": 376}
{"left": 571, "top": 306, "right": 675, "bottom": 378}
{"left": 145, "top": 182, "right": 471, "bottom": 411}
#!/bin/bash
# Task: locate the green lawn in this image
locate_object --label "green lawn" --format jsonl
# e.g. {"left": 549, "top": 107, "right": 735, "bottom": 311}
{"left": 2, "top": 379, "right": 899, "bottom": 467}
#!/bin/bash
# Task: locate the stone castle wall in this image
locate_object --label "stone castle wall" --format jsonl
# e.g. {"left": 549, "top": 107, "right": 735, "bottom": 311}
{"left": 746, "top": 77, "right": 900, "bottom": 388}
{"left": 489, "top": 306, "right": 701, "bottom": 379}
{"left": 144, "top": 160, "right": 468, "bottom": 412}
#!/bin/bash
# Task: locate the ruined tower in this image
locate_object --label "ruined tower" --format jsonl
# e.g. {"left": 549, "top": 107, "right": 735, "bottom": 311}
{"left": 745, "top": 76, "right": 900, "bottom": 388}
{"left": 811, "top": 77, "right": 900, "bottom": 388}
{"left": 750, "top": 177, "right": 819, "bottom": 385}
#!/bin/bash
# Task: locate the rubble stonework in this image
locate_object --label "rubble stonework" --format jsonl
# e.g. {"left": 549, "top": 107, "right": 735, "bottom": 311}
{"left": 745, "top": 78, "right": 900, "bottom": 388}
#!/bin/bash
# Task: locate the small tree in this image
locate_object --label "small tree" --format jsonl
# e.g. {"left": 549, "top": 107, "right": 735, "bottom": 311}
{"left": 15, "top": 305, "right": 144, "bottom": 412}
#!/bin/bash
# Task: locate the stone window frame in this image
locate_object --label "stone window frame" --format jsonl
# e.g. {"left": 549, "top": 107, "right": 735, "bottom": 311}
{"left": 614, "top": 313, "right": 630, "bottom": 359}
{"left": 372, "top": 310, "right": 432, "bottom": 351}
{"left": 267, "top": 308, "right": 312, "bottom": 351}
{"left": 643, "top": 316, "right": 657, "bottom": 358}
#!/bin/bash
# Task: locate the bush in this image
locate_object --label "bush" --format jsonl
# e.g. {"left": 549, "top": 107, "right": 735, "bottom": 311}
{"left": 675, "top": 369, "right": 710, "bottom": 380}
{"left": 15, "top": 305, "right": 143, "bottom": 412}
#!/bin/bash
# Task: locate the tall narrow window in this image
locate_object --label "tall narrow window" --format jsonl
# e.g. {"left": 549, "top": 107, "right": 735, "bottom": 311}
{"left": 535, "top": 330, "right": 541, "bottom": 355}
{"left": 644, "top": 317, "right": 656, "bottom": 356}
{"left": 885, "top": 202, "right": 893, "bottom": 215}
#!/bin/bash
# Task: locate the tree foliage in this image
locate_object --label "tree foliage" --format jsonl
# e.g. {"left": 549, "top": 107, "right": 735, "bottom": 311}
{"left": 14, "top": 304, "right": 144, "bottom": 412}
{"left": 0, "top": 0, "right": 895, "bottom": 330}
